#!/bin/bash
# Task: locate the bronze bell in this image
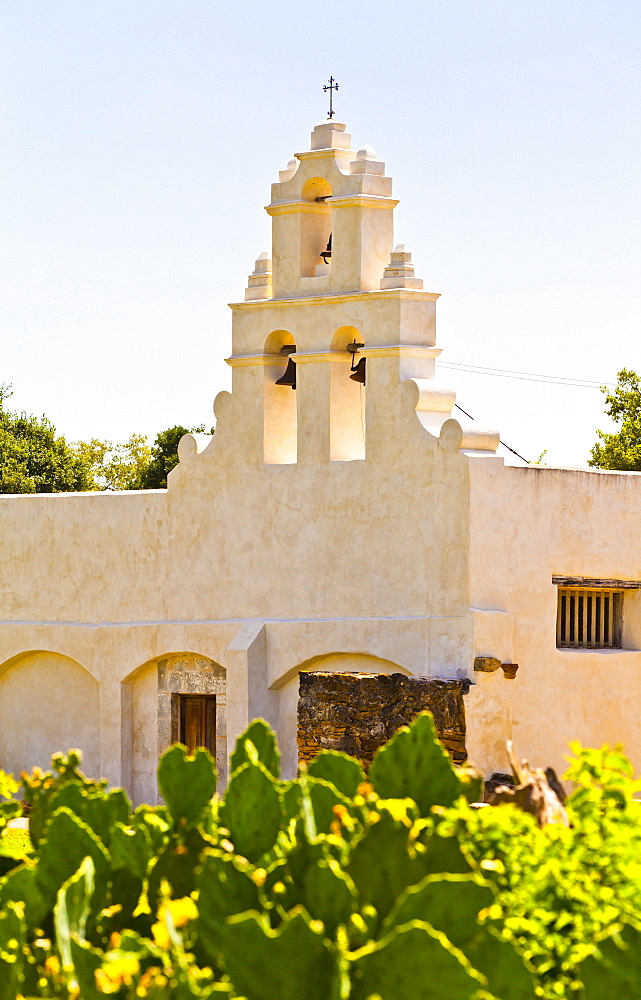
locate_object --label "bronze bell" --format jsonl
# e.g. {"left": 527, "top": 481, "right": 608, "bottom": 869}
{"left": 275, "top": 352, "right": 297, "bottom": 389}
{"left": 349, "top": 357, "right": 366, "bottom": 385}
{"left": 320, "top": 233, "right": 332, "bottom": 263}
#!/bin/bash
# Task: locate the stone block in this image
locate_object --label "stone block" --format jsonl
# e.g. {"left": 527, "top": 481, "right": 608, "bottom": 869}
{"left": 157, "top": 717, "right": 171, "bottom": 754}
{"left": 157, "top": 662, "right": 168, "bottom": 691}
{"left": 216, "top": 739, "right": 228, "bottom": 789}
{"left": 202, "top": 673, "right": 225, "bottom": 694}
{"left": 184, "top": 670, "right": 203, "bottom": 694}
{"left": 169, "top": 670, "right": 184, "bottom": 692}
{"left": 474, "top": 656, "right": 501, "bottom": 673}
{"left": 216, "top": 701, "right": 227, "bottom": 738}
{"left": 170, "top": 695, "right": 180, "bottom": 743}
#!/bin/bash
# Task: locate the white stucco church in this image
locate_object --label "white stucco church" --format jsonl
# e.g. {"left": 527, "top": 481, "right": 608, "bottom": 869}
{"left": 2, "top": 117, "right": 641, "bottom": 804}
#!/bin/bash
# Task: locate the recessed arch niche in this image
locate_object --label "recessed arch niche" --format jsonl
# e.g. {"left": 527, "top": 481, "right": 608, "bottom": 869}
{"left": 263, "top": 330, "right": 297, "bottom": 464}
{"left": 277, "top": 653, "right": 409, "bottom": 778}
{"left": 300, "top": 177, "right": 333, "bottom": 277}
{"left": 330, "top": 326, "right": 366, "bottom": 461}
{"left": 0, "top": 651, "right": 100, "bottom": 779}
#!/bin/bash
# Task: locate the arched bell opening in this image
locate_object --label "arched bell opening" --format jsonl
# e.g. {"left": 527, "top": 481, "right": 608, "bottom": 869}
{"left": 330, "top": 326, "right": 366, "bottom": 461}
{"left": 300, "top": 177, "right": 333, "bottom": 278}
{"left": 263, "top": 330, "right": 297, "bottom": 464}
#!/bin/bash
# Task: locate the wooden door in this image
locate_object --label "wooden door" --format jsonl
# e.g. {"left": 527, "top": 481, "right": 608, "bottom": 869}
{"left": 180, "top": 695, "right": 216, "bottom": 756}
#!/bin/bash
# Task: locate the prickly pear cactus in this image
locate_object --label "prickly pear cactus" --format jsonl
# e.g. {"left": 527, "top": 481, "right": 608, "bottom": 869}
{"left": 0, "top": 901, "right": 26, "bottom": 1000}
{"left": 307, "top": 749, "right": 364, "bottom": 797}
{"left": 349, "top": 920, "right": 486, "bottom": 1000}
{"left": 224, "top": 908, "right": 340, "bottom": 1000}
{"left": 0, "top": 710, "right": 636, "bottom": 999}
{"left": 369, "top": 713, "right": 482, "bottom": 813}
{"left": 219, "top": 759, "right": 282, "bottom": 861}
{"left": 158, "top": 743, "right": 216, "bottom": 828}
{"left": 230, "top": 718, "right": 280, "bottom": 778}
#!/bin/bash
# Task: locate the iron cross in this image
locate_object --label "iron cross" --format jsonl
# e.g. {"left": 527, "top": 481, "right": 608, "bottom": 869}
{"left": 323, "top": 76, "right": 339, "bottom": 119}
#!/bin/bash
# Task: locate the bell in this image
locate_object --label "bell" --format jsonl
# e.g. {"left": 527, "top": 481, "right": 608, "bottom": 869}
{"left": 349, "top": 357, "right": 366, "bottom": 385}
{"left": 275, "top": 356, "right": 297, "bottom": 389}
{"left": 320, "top": 233, "right": 332, "bottom": 264}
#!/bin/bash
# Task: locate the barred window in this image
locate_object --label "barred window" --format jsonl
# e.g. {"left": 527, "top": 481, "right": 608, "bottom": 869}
{"left": 556, "top": 588, "right": 623, "bottom": 649}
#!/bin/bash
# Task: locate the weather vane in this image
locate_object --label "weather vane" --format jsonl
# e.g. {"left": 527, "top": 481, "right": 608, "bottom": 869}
{"left": 323, "top": 76, "right": 339, "bottom": 119}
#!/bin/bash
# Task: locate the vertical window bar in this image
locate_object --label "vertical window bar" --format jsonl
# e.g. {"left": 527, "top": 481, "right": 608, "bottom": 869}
{"left": 557, "top": 591, "right": 564, "bottom": 646}
{"left": 583, "top": 594, "right": 592, "bottom": 646}
{"left": 579, "top": 594, "right": 588, "bottom": 646}
{"left": 569, "top": 593, "right": 574, "bottom": 644}
{"left": 597, "top": 593, "right": 603, "bottom": 646}
{"left": 557, "top": 587, "right": 623, "bottom": 649}
{"left": 611, "top": 594, "right": 623, "bottom": 646}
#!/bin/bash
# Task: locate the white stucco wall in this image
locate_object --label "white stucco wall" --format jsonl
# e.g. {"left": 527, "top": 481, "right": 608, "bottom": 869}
{"left": 3, "top": 117, "right": 639, "bottom": 805}
{"left": 466, "top": 461, "right": 641, "bottom": 780}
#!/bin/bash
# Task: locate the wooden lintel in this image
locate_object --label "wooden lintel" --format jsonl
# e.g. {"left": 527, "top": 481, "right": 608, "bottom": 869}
{"left": 552, "top": 576, "right": 641, "bottom": 590}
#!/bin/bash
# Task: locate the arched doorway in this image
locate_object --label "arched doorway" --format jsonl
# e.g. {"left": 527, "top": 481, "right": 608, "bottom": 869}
{"left": 157, "top": 653, "right": 227, "bottom": 789}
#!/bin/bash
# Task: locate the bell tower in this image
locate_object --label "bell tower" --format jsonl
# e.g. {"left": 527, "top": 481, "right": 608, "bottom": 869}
{"left": 223, "top": 118, "right": 500, "bottom": 469}
{"left": 267, "top": 120, "right": 396, "bottom": 297}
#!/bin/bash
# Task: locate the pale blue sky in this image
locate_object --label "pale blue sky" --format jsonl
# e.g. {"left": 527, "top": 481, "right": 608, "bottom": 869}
{"left": 2, "top": 1, "right": 640, "bottom": 466}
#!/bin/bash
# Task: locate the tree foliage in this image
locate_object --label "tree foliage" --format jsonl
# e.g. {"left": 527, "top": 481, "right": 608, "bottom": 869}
{"left": 72, "top": 435, "right": 152, "bottom": 491}
{"left": 0, "top": 716, "right": 640, "bottom": 998}
{"left": 74, "top": 425, "right": 214, "bottom": 491}
{"left": 589, "top": 368, "right": 641, "bottom": 471}
{"left": 136, "top": 425, "right": 212, "bottom": 490}
{"left": 0, "top": 385, "right": 95, "bottom": 494}
{"left": 0, "top": 381, "right": 214, "bottom": 493}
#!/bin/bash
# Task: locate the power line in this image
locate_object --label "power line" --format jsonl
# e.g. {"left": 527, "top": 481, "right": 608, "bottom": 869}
{"left": 438, "top": 361, "right": 615, "bottom": 389}
{"left": 441, "top": 361, "right": 611, "bottom": 384}
{"left": 454, "top": 403, "right": 530, "bottom": 465}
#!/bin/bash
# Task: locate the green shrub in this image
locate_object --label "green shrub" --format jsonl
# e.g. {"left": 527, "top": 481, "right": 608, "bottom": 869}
{"left": 0, "top": 713, "right": 639, "bottom": 998}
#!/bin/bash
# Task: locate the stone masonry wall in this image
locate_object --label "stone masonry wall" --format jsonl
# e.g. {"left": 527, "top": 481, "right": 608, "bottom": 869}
{"left": 298, "top": 672, "right": 470, "bottom": 769}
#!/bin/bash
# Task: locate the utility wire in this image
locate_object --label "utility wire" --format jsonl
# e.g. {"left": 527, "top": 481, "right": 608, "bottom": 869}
{"left": 441, "top": 361, "right": 611, "bottom": 384}
{"left": 438, "top": 361, "right": 614, "bottom": 389}
{"left": 454, "top": 403, "right": 530, "bottom": 465}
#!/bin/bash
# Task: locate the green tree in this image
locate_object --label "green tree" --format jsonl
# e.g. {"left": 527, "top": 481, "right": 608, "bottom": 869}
{"left": 73, "top": 434, "right": 151, "bottom": 491}
{"left": 0, "top": 385, "right": 95, "bottom": 494}
{"left": 137, "top": 424, "right": 213, "bottom": 489}
{"left": 74, "top": 424, "right": 214, "bottom": 490}
{"left": 589, "top": 368, "right": 641, "bottom": 471}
